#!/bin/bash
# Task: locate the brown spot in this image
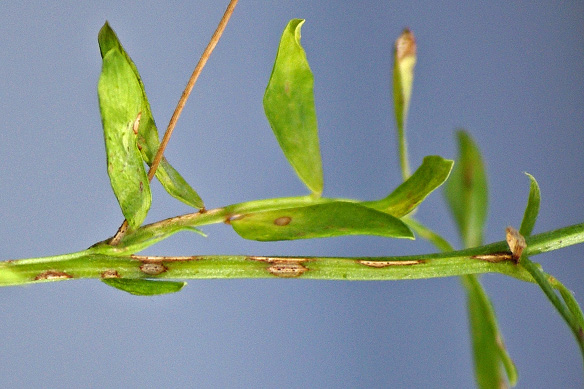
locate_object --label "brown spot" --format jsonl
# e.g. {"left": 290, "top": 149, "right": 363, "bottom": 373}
{"left": 358, "top": 260, "right": 424, "bottom": 268}
{"left": 274, "top": 216, "right": 292, "bottom": 226}
{"left": 139, "top": 263, "right": 167, "bottom": 275}
{"left": 471, "top": 253, "right": 514, "bottom": 263}
{"left": 34, "top": 270, "right": 72, "bottom": 281}
{"left": 132, "top": 112, "right": 142, "bottom": 135}
{"left": 101, "top": 270, "right": 120, "bottom": 279}
{"left": 268, "top": 263, "right": 308, "bottom": 278}
{"left": 139, "top": 181, "right": 144, "bottom": 192}
{"left": 247, "top": 256, "right": 309, "bottom": 278}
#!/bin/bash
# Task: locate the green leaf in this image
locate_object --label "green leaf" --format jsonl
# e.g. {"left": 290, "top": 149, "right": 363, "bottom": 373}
{"left": 364, "top": 155, "right": 453, "bottom": 217}
{"left": 393, "top": 29, "right": 417, "bottom": 179}
{"left": 263, "top": 19, "right": 323, "bottom": 196}
{"left": 157, "top": 158, "right": 204, "bottom": 209}
{"left": 444, "top": 130, "right": 488, "bottom": 248}
{"left": 231, "top": 202, "right": 414, "bottom": 241}
{"left": 462, "top": 275, "right": 518, "bottom": 388}
{"left": 98, "top": 48, "right": 151, "bottom": 228}
{"left": 519, "top": 173, "right": 540, "bottom": 237}
{"left": 102, "top": 278, "right": 186, "bottom": 296}
{"left": 98, "top": 22, "right": 204, "bottom": 210}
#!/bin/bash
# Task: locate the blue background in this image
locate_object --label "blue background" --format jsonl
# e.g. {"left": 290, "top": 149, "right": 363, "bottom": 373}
{"left": 0, "top": 1, "right": 582, "bottom": 387}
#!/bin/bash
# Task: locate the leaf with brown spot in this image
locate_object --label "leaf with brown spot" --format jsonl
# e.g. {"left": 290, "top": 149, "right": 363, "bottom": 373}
{"left": 231, "top": 201, "right": 413, "bottom": 241}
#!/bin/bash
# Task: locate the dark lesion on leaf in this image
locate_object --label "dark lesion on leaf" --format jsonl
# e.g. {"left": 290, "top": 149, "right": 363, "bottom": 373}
{"left": 274, "top": 216, "right": 292, "bottom": 226}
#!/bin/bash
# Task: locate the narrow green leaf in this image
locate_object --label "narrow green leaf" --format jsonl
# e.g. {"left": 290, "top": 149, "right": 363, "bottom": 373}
{"left": 444, "top": 130, "right": 488, "bottom": 248}
{"left": 102, "top": 278, "right": 186, "bottom": 296}
{"left": 444, "top": 131, "right": 516, "bottom": 386}
{"left": 98, "top": 48, "right": 151, "bottom": 228}
{"left": 157, "top": 158, "right": 204, "bottom": 209}
{"left": 393, "top": 29, "right": 417, "bottom": 179}
{"left": 263, "top": 19, "right": 323, "bottom": 196}
{"left": 231, "top": 202, "right": 413, "bottom": 241}
{"left": 519, "top": 173, "right": 540, "bottom": 237}
{"left": 98, "top": 22, "right": 204, "bottom": 209}
{"left": 463, "top": 275, "right": 518, "bottom": 388}
{"left": 364, "top": 155, "right": 453, "bottom": 217}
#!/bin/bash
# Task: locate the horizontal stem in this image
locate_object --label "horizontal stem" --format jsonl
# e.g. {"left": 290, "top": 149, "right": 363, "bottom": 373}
{"left": 1, "top": 222, "right": 582, "bottom": 287}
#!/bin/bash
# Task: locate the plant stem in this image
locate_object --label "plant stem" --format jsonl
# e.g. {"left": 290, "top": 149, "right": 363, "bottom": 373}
{"left": 1, "top": 222, "right": 582, "bottom": 288}
{"left": 148, "top": 0, "right": 239, "bottom": 179}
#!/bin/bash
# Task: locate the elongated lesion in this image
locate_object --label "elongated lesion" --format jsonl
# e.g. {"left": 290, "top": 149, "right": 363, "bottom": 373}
{"left": 358, "top": 259, "right": 424, "bottom": 268}
{"left": 247, "top": 256, "right": 309, "bottom": 278}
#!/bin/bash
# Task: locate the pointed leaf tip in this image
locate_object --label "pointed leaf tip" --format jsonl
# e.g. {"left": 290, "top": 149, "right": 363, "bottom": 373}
{"left": 264, "top": 19, "right": 324, "bottom": 196}
{"left": 365, "top": 155, "right": 453, "bottom": 217}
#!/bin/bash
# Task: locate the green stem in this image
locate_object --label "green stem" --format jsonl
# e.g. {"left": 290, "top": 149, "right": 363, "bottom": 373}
{"left": 1, "top": 222, "right": 582, "bottom": 288}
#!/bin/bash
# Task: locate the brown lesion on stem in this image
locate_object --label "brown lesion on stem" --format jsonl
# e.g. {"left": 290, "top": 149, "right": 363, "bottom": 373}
{"left": 131, "top": 255, "right": 201, "bottom": 263}
{"left": 139, "top": 263, "right": 168, "bottom": 276}
{"left": 34, "top": 270, "right": 73, "bottom": 281}
{"left": 471, "top": 253, "right": 514, "bottom": 263}
{"left": 247, "top": 256, "right": 309, "bottom": 278}
{"left": 358, "top": 259, "right": 425, "bottom": 268}
{"left": 101, "top": 270, "right": 120, "bottom": 279}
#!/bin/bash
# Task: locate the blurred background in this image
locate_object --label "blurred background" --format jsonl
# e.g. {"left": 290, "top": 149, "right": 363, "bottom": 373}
{"left": 0, "top": 1, "right": 582, "bottom": 387}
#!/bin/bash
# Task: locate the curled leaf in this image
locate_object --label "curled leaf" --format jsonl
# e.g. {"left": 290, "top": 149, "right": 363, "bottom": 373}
{"left": 364, "top": 155, "right": 453, "bottom": 217}
{"left": 264, "top": 19, "right": 323, "bottom": 196}
{"left": 98, "top": 22, "right": 204, "bottom": 209}
{"left": 519, "top": 173, "right": 540, "bottom": 237}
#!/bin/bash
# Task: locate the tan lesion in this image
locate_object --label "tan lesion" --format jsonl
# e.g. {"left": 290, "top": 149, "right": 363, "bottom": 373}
{"left": 101, "top": 270, "right": 120, "bottom": 279}
{"left": 247, "top": 256, "right": 309, "bottom": 278}
{"left": 358, "top": 259, "right": 424, "bottom": 268}
{"left": 139, "top": 263, "right": 168, "bottom": 275}
{"left": 34, "top": 270, "right": 72, "bottom": 281}
{"left": 471, "top": 253, "right": 514, "bottom": 263}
